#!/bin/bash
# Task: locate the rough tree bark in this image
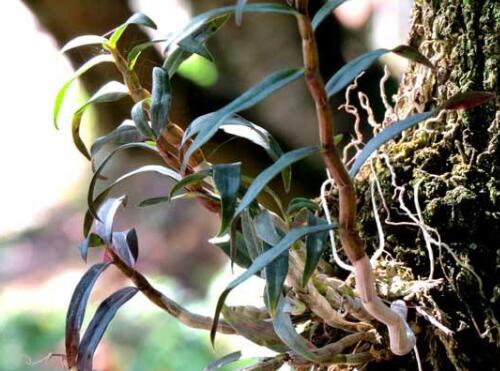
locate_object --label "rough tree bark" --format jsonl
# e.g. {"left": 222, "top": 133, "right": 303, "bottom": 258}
{"left": 354, "top": 1, "right": 499, "bottom": 369}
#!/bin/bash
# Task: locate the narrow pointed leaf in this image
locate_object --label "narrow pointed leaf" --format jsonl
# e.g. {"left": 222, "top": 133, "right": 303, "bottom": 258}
{"left": 61, "top": 35, "right": 108, "bottom": 53}
{"left": 209, "top": 232, "right": 253, "bottom": 269}
{"left": 65, "top": 263, "right": 110, "bottom": 369}
{"left": 438, "top": 91, "right": 496, "bottom": 111}
{"left": 111, "top": 228, "right": 139, "bottom": 267}
{"left": 165, "top": 4, "right": 298, "bottom": 50}
{"left": 78, "top": 233, "right": 104, "bottom": 262}
{"left": 349, "top": 111, "right": 434, "bottom": 177}
{"left": 169, "top": 170, "right": 212, "bottom": 200}
{"left": 311, "top": 0, "right": 349, "bottom": 30}
{"left": 302, "top": 213, "right": 329, "bottom": 286}
{"left": 108, "top": 13, "right": 157, "bottom": 48}
{"left": 90, "top": 120, "right": 145, "bottom": 157}
{"left": 254, "top": 209, "right": 281, "bottom": 245}
{"left": 204, "top": 351, "right": 242, "bottom": 371}
{"left": 178, "top": 36, "right": 213, "bottom": 61}
{"left": 150, "top": 67, "right": 171, "bottom": 136}
{"left": 138, "top": 196, "right": 170, "bottom": 207}
{"left": 326, "top": 45, "right": 433, "bottom": 97}
{"left": 241, "top": 210, "right": 262, "bottom": 260}
{"left": 54, "top": 54, "right": 114, "bottom": 129}
{"left": 94, "top": 196, "right": 127, "bottom": 244}
{"left": 211, "top": 224, "right": 334, "bottom": 344}
{"left": 131, "top": 99, "right": 155, "bottom": 139}
{"left": 235, "top": 146, "right": 319, "bottom": 216}
{"left": 182, "top": 68, "right": 304, "bottom": 166}
{"left": 221, "top": 115, "right": 291, "bottom": 192}
{"left": 72, "top": 81, "right": 129, "bottom": 159}
{"left": 213, "top": 163, "right": 241, "bottom": 234}
{"left": 127, "top": 39, "right": 167, "bottom": 70}
{"left": 163, "top": 15, "right": 230, "bottom": 77}
{"left": 88, "top": 164, "right": 181, "bottom": 221}
{"left": 264, "top": 242, "right": 289, "bottom": 316}
{"left": 287, "top": 197, "right": 320, "bottom": 215}
{"left": 272, "top": 296, "right": 320, "bottom": 362}
{"left": 77, "top": 287, "right": 138, "bottom": 371}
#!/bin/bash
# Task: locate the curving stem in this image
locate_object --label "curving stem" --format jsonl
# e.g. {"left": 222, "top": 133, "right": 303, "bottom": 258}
{"left": 293, "top": 0, "right": 415, "bottom": 355}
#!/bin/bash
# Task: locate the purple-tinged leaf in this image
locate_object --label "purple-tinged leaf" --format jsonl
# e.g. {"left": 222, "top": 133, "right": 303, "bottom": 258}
{"left": 95, "top": 196, "right": 127, "bottom": 244}
{"left": 77, "top": 287, "right": 138, "bottom": 371}
{"left": 78, "top": 233, "right": 105, "bottom": 262}
{"left": 439, "top": 91, "right": 496, "bottom": 111}
{"left": 111, "top": 229, "right": 139, "bottom": 267}
{"left": 65, "top": 263, "right": 110, "bottom": 369}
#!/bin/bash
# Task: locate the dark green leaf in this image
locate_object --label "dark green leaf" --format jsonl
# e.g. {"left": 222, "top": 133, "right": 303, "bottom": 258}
{"left": 254, "top": 209, "right": 281, "bottom": 245}
{"left": 241, "top": 210, "right": 262, "bottom": 261}
{"left": 65, "top": 263, "right": 110, "bottom": 369}
{"left": 182, "top": 68, "right": 304, "bottom": 166}
{"left": 54, "top": 54, "right": 114, "bottom": 129}
{"left": 209, "top": 232, "right": 253, "bottom": 269}
{"left": 72, "top": 81, "right": 129, "bottom": 159}
{"left": 204, "top": 351, "right": 242, "bottom": 371}
{"left": 165, "top": 4, "right": 297, "bottom": 51}
{"left": 127, "top": 39, "right": 166, "bottom": 70}
{"left": 61, "top": 35, "right": 108, "bottom": 53}
{"left": 94, "top": 196, "right": 127, "bottom": 243}
{"left": 90, "top": 120, "right": 145, "bottom": 157}
{"left": 326, "top": 45, "right": 433, "bottom": 98}
{"left": 178, "top": 36, "right": 213, "bottom": 61}
{"left": 286, "top": 197, "right": 320, "bottom": 215}
{"left": 311, "top": 0, "right": 349, "bottom": 30}
{"left": 77, "top": 287, "right": 138, "bottom": 371}
{"left": 131, "top": 99, "right": 155, "bottom": 139}
{"left": 213, "top": 163, "right": 241, "bottom": 234}
{"left": 221, "top": 115, "right": 291, "bottom": 192}
{"left": 78, "top": 233, "right": 104, "bottom": 262}
{"left": 111, "top": 228, "right": 139, "bottom": 267}
{"left": 302, "top": 213, "right": 329, "bottom": 286}
{"left": 150, "top": 67, "right": 171, "bottom": 136}
{"left": 349, "top": 111, "right": 434, "bottom": 177}
{"left": 438, "top": 91, "right": 496, "bottom": 111}
{"left": 169, "top": 170, "right": 212, "bottom": 200}
{"left": 264, "top": 242, "right": 289, "bottom": 316}
{"left": 163, "top": 15, "right": 230, "bottom": 77}
{"left": 211, "top": 223, "right": 334, "bottom": 345}
{"left": 138, "top": 196, "right": 170, "bottom": 207}
{"left": 240, "top": 175, "right": 285, "bottom": 219}
{"left": 272, "top": 296, "right": 320, "bottom": 362}
{"left": 234, "top": 146, "right": 319, "bottom": 216}
{"left": 108, "top": 13, "right": 157, "bottom": 48}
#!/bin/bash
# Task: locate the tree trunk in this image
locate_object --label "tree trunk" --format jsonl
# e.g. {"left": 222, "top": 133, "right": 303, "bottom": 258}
{"left": 355, "top": 0, "right": 499, "bottom": 369}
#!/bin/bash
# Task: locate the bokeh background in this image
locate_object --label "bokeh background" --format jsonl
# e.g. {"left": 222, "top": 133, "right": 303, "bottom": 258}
{"left": 0, "top": 0, "right": 411, "bottom": 370}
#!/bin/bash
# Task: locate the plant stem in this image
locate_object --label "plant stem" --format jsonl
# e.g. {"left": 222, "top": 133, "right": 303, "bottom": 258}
{"left": 294, "top": 0, "right": 415, "bottom": 355}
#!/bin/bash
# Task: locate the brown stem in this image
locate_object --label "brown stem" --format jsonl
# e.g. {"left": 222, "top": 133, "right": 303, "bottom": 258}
{"left": 109, "top": 249, "right": 236, "bottom": 334}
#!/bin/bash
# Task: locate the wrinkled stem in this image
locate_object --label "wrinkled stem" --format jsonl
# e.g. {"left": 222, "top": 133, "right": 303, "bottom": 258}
{"left": 294, "top": 0, "right": 415, "bottom": 355}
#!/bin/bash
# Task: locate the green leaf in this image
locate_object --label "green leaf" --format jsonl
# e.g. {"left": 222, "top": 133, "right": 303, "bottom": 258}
{"left": 61, "top": 35, "right": 108, "bottom": 53}
{"left": 72, "top": 81, "right": 129, "bottom": 159}
{"left": 127, "top": 39, "right": 167, "bottom": 70}
{"left": 311, "top": 0, "right": 349, "bottom": 30}
{"left": 150, "top": 67, "right": 171, "bottom": 137}
{"left": 108, "top": 13, "right": 157, "bottom": 48}
{"left": 183, "top": 68, "right": 304, "bottom": 168}
{"left": 94, "top": 196, "right": 127, "bottom": 243}
{"left": 169, "top": 170, "right": 212, "bottom": 200}
{"left": 89, "top": 164, "right": 181, "bottom": 222}
{"left": 65, "top": 263, "right": 110, "bottom": 369}
{"left": 438, "top": 91, "right": 496, "bottom": 111}
{"left": 90, "top": 120, "right": 145, "bottom": 157}
{"left": 349, "top": 111, "right": 434, "bottom": 177}
{"left": 83, "top": 142, "right": 159, "bottom": 234}
{"left": 163, "top": 15, "right": 230, "bottom": 77}
{"left": 178, "top": 36, "right": 213, "bottom": 61}
{"left": 209, "top": 232, "right": 254, "bottom": 269}
{"left": 203, "top": 351, "right": 242, "bottom": 371}
{"left": 53, "top": 54, "right": 114, "bottom": 129}
{"left": 286, "top": 197, "right": 320, "bottom": 216}
{"left": 210, "top": 223, "right": 334, "bottom": 345}
{"left": 302, "top": 213, "right": 329, "bottom": 286}
{"left": 241, "top": 210, "right": 263, "bottom": 261}
{"left": 131, "top": 99, "right": 155, "bottom": 139}
{"left": 325, "top": 45, "right": 433, "bottom": 98}
{"left": 77, "top": 287, "right": 138, "bottom": 371}
{"left": 234, "top": 146, "right": 319, "bottom": 216}
{"left": 264, "top": 242, "right": 289, "bottom": 316}
{"left": 78, "top": 233, "right": 104, "bottom": 262}
{"left": 111, "top": 228, "right": 139, "bottom": 267}
{"left": 241, "top": 175, "right": 285, "bottom": 219}
{"left": 272, "top": 296, "right": 320, "bottom": 362}
{"left": 165, "top": 4, "right": 298, "bottom": 51}
{"left": 213, "top": 163, "right": 241, "bottom": 234}
{"left": 254, "top": 209, "right": 282, "bottom": 245}
{"left": 221, "top": 115, "right": 291, "bottom": 192}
